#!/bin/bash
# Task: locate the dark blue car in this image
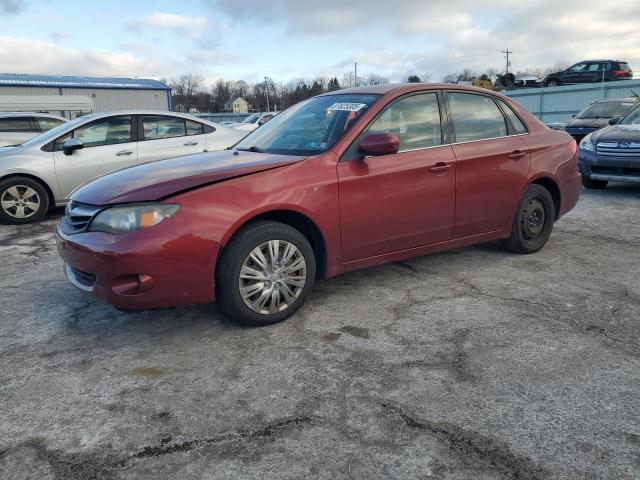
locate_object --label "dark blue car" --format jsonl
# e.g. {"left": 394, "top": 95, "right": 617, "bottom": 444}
{"left": 578, "top": 103, "right": 640, "bottom": 188}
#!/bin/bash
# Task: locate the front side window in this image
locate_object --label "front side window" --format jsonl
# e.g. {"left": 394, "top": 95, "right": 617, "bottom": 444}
{"left": 142, "top": 115, "right": 186, "bottom": 140}
{"left": 54, "top": 115, "right": 132, "bottom": 150}
{"left": 234, "top": 93, "right": 380, "bottom": 156}
{"left": 448, "top": 93, "right": 508, "bottom": 142}
{"left": 497, "top": 99, "right": 528, "bottom": 134}
{"left": 366, "top": 93, "right": 442, "bottom": 151}
{"left": 0, "top": 118, "right": 32, "bottom": 132}
{"left": 569, "top": 63, "right": 588, "bottom": 72}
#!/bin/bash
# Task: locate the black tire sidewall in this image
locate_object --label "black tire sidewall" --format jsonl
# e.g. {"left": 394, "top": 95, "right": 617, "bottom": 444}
{"left": 506, "top": 185, "right": 555, "bottom": 253}
{"left": 0, "top": 176, "right": 50, "bottom": 225}
{"left": 217, "top": 221, "right": 316, "bottom": 326}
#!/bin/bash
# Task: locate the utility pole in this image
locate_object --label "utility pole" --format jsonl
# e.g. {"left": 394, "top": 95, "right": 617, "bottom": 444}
{"left": 501, "top": 49, "right": 513, "bottom": 74}
{"left": 264, "top": 76, "right": 270, "bottom": 112}
{"left": 354, "top": 62, "right": 358, "bottom": 87}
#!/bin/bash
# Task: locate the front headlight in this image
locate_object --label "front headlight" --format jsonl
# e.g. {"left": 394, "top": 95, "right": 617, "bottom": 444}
{"left": 579, "top": 133, "right": 595, "bottom": 152}
{"left": 88, "top": 204, "right": 180, "bottom": 234}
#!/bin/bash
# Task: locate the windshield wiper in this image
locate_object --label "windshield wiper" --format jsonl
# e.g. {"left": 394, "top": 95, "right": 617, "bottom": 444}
{"left": 236, "top": 146, "right": 266, "bottom": 153}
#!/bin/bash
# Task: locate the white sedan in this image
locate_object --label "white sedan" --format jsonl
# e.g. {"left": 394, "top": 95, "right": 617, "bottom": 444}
{"left": 229, "top": 112, "right": 278, "bottom": 132}
{"left": 0, "top": 112, "right": 67, "bottom": 147}
{"left": 0, "top": 110, "right": 245, "bottom": 224}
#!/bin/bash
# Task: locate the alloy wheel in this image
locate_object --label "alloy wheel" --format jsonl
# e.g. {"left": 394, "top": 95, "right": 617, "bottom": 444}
{"left": 238, "top": 239, "right": 307, "bottom": 315}
{"left": 1, "top": 185, "right": 41, "bottom": 219}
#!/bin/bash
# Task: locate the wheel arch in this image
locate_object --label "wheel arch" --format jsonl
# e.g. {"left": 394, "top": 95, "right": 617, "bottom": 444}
{"left": 530, "top": 176, "right": 561, "bottom": 220}
{"left": 219, "top": 209, "right": 328, "bottom": 279}
{"left": 0, "top": 172, "right": 57, "bottom": 210}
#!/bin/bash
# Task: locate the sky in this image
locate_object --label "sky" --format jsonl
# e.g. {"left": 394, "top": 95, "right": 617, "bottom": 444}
{"left": 1, "top": 0, "right": 640, "bottom": 87}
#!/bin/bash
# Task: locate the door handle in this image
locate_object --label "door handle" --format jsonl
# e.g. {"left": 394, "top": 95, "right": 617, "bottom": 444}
{"left": 116, "top": 150, "right": 133, "bottom": 156}
{"left": 429, "top": 162, "right": 453, "bottom": 173}
{"left": 509, "top": 150, "right": 527, "bottom": 159}
{"left": 184, "top": 141, "right": 199, "bottom": 146}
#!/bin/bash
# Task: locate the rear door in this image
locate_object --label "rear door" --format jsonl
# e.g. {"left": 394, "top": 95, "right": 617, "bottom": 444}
{"left": 445, "top": 91, "right": 531, "bottom": 238}
{"left": 52, "top": 115, "right": 137, "bottom": 199}
{"left": 338, "top": 91, "right": 456, "bottom": 261}
{"left": 585, "top": 62, "right": 605, "bottom": 83}
{"left": 137, "top": 114, "right": 206, "bottom": 164}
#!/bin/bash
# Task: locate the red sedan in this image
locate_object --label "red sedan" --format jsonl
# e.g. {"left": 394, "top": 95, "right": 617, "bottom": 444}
{"left": 56, "top": 84, "right": 581, "bottom": 325}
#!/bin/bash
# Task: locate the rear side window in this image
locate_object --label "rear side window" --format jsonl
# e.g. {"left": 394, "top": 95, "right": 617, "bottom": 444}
{"left": 186, "top": 120, "right": 204, "bottom": 136}
{"left": 366, "top": 93, "right": 442, "bottom": 151}
{"left": 497, "top": 99, "right": 528, "bottom": 134}
{"left": 619, "top": 62, "right": 631, "bottom": 72}
{"left": 448, "top": 93, "right": 508, "bottom": 142}
{"left": 37, "top": 118, "right": 65, "bottom": 132}
{"left": 142, "top": 115, "right": 186, "bottom": 140}
{"left": 0, "top": 118, "right": 33, "bottom": 132}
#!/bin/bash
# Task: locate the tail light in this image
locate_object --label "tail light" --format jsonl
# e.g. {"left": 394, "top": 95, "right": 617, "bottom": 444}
{"left": 612, "top": 70, "right": 627, "bottom": 77}
{"left": 569, "top": 139, "right": 577, "bottom": 156}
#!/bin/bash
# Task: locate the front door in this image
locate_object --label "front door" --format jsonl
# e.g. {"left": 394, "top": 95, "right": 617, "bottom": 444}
{"left": 445, "top": 92, "right": 531, "bottom": 238}
{"left": 53, "top": 115, "right": 137, "bottom": 199}
{"left": 338, "top": 92, "right": 456, "bottom": 262}
{"left": 137, "top": 114, "right": 206, "bottom": 164}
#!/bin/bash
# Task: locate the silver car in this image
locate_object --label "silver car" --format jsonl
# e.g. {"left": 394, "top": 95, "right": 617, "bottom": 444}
{"left": 0, "top": 110, "right": 245, "bottom": 224}
{"left": 0, "top": 112, "right": 67, "bottom": 147}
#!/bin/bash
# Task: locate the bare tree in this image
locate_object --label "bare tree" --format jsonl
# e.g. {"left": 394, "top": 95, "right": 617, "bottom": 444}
{"left": 170, "top": 73, "right": 204, "bottom": 111}
{"left": 364, "top": 73, "right": 388, "bottom": 85}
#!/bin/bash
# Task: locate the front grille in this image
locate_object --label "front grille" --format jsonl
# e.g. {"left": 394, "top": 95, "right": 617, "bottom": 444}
{"left": 61, "top": 202, "right": 102, "bottom": 235}
{"left": 592, "top": 166, "right": 640, "bottom": 176}
{"left": 566, "top": 127, "right": 596, "bottom": 135}
{"left": 596, "top": 142, "right": 640, "bottom": 159}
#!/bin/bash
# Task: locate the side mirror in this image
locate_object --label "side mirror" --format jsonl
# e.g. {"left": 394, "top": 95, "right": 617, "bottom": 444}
{"left": 63, "top": 138, "right": 84, "bottom": 156}
{"left": 359, "top": 133, "right": 400, "bottom": 157}
{"left": 571, "top": 114, "right": 576, "bottom": 118}
{"left": 608, "top": 117, "right": 620, "bottom": 125}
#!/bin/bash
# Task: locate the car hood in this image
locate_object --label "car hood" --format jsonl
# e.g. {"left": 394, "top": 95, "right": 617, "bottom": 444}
{"left": 590, "top": 123, "right": 640, "bottom": 143}
{"left": 71, "top": 150, "right": 305, "bottom": 205}
{"left": 0, "top": 144, "right": 23, "bottom": 156}
{"left": 566, "top": 118, "right": 611, "bottom": 129}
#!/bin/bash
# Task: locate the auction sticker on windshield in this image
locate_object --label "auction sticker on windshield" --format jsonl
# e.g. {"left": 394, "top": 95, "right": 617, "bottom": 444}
{"left": 327, "top": 103, "right": 367, "bottom": 112}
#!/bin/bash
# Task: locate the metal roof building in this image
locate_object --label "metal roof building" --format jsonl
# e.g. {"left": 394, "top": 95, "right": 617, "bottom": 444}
{"left": 0, "top": 73, "right": 172, "bottom": 117}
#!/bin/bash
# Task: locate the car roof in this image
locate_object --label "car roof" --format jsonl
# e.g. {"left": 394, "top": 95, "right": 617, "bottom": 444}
{"left": 71, "top": 110, "right": 229, "bottom": 128}
{"left": 591, "top": 97, "right": 638, "bottom": 104}
{"left": 319, "top": 83, "right": 499, "bottom": 97}
{"left": 0, "top": 112, "right": 67, "bottom": 120}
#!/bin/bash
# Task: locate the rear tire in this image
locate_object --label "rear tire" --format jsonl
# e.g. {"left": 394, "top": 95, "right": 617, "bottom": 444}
{"left": 581, "top": 175, "right": 608, "bottom": 189}
{"left": 501, "top": 185, "right": 555, "bottom": 254}
{"left": 0, "top": 176, "right": 50, "bottom": 225}
{"left": 217, "top": 221, "right": 316, "bottom": 326}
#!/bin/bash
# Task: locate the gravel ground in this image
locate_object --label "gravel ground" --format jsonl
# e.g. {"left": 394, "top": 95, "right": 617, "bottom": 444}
{"left": 0, "top": 185, "right": 639, "bottom": 480}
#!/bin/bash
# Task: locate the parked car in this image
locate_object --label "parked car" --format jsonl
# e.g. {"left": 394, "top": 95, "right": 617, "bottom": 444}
{"left": 229, "top": 112, "right": 278, "bottom": 132}
{"left": 496, "top": 73, "right": 543, "bottom": 89}
{"left": 0, "top": 111, "right": 244, "bottom": 224}
{"left": 56, "top": 84, "right": 580, "bottom": 326}
{"left": 566, "top": 98, "right": 638, "bottom": 142}
{"left": 578, "top": 102, "right": 640, "bottom": 188}
{"left": 544, "top": 60, "right": 633, "bottom": 87}
{"left": 0, "top": 112, "right": 66, "bottom": 147}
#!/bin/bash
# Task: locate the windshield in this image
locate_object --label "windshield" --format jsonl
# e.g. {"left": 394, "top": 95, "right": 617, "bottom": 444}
{"left": 242, "top": 114, "right": 261, "bottom": 124}
{"left": 234, "top": 93, "right": 381, "bottom": 156}
{"left": 577, "top": 101, "right": 636, "bottom": 119}
{"left": 620, "top": 104, "right": 640, "bottom": 125}
{"left": 21, "top": 115, "right": 87, "bottom": 147}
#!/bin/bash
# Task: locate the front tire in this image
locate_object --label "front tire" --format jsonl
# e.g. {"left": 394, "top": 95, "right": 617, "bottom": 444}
{"left": 545, "top": 79, "right": 560, "bottom": 87}
{"left": 217, "top": 221, "right": 316, "bottom": 326}
{"left": 501, "top": 185, "right": 555, "bottom": 254}
{"left": 581, "top": 175, "right": 608, "bottom": 189}
{"left": 0, "top": 176, "right": 49, "bottom": 225}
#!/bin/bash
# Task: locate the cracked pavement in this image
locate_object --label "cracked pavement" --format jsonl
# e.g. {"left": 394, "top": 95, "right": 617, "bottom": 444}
{"left": 1, "top": 185, "right": 639, "bottom": 479}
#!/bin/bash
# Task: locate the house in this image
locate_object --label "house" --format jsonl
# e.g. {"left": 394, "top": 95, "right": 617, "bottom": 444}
{"left": 223, "top": 96, "right": 250, "bottom": 113}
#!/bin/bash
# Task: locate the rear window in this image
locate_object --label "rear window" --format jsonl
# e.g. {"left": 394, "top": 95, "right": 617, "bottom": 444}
{"left": 448, "top": 92, "right": 508, "bottom": 142}
{"left": 0, "top": 118, "right": 33, "bottom": 132}
{"left": 618, "top": 63, "right": 631, "bottom": 72}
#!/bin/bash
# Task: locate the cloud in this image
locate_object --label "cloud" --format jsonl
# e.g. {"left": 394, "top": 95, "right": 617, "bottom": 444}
{"left": 126, "top": 12, "right": 211, "bottom": 40}
{"left": 0, "top": 0, "right": 26, "bottom": 14}
{"left": 0, "top": 36, "right": 185, "bottom": 78}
